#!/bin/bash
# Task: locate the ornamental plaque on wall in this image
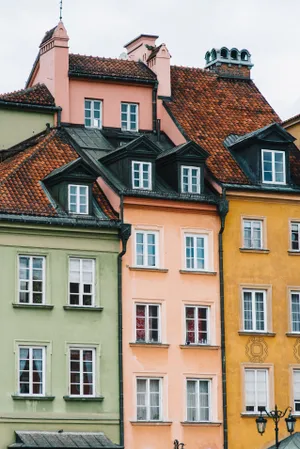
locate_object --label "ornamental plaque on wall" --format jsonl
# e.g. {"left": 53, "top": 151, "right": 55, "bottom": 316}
{"left": 293, "top": 338, "right": 300, "bottom": 362}
{"left": 245, "top": 336, "right": 268, "bottom": 363}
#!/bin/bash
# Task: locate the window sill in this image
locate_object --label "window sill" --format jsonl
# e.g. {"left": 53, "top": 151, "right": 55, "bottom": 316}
{"left": 12, "top": 303, "right": 54, "bottom": 310}
{"left": 288, "top": 251, "right": 300, "bottom": 256}
{"left": 130, "top": 421, "right": 172, "bottom": 426}
{"left": 239, "top": 248, "right": 270, "bottom": 254}
{"left": 129, "top": 343, "right": 169, "bottom": 348}
{"left": 129, "top": 267, "right": 169, "bottom": 273}
{"left": 241, "top": 413, "right": 263, "bottom": 417}
{"left": 286, "top": 332, "right": 300, "bottom": 337}
{"left": 63, "top": 395, "right": 104, "bottom": 402}
{"left": 179, "top": 270, "right": 217, "bottom": 276}
{"left": 181, "top": 421, "right": 222, "bottom": 427}
{"left": 238, "top": 331, "right": 276, "bottom": 337}
{"left": 180, "top": 344, "right": 220, "bottom": 350}
{"left": 12, "top": 395, "right": 55, "bottom": 401}
{"left": 63, "top": 306, "right": 103, "bottom": 312}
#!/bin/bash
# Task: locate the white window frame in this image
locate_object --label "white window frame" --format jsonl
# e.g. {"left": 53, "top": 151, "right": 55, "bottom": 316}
{"left": 261, "top": 149, "right": 286, "bottom": 185}
{"left": 18, "top": 346, "right": 46, "bottom": 397}
{"left": 135, "top": 303, "right": 161, "bottom": 343}
{"left": 136, "top": 377, "right": 162, "bottom": 421}
{"left": 186, "top": 379, "right": 211, "bottom": 422}
{"left": 68, "top": 184, "right": 89, "bottom": 215}
{"left": 121, "top": 102, "right": 139, "bottom": 131}
{"left": 243, "top": 219, "right": 263, "bottom": 249}
{"left": 290, "top": 222, "right": 300, "bottom": 251}
{"left": 134, "top": 230, "right": 159, "bottom": 268}
{"left": 84, "top": 99, "right": 102, "bottom": 129}
{"left": 18, "top": 255, "right": 46, "bottom": 305}
{"left": 290, "top": 291, "right": 300, "bottom": 333}
{"left": 184, "top": 233, "right": 208, "bottom": 271}
{"left": 185, "top": 305, "right": 210, "bottom": 345}
{"left": 132, "top": 161, "right": 152, "bottom": 190}
{"left": 181, "top": 166, "right": 201, "bottom": 194}
{"left": 68, "top": 258, "right": 95, "bottom": 307}
{"left": 69, "top": 347, "right": 96, "bottom": 397}
{"left": 242, "top": 289, "right": 267, "bottom": 332}
{"left": 244, "top": 368, "right": 269, "bottom": 413}
{"left": 293, "top": 369, "right": 300, "bottom": 414}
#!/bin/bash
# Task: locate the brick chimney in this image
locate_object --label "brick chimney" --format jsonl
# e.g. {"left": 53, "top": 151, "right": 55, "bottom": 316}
{"left": 204, "top": 47, "right": 253, "bottom": 79}
{"left": 124, "top": 35, "right": 171, "bottom": 97}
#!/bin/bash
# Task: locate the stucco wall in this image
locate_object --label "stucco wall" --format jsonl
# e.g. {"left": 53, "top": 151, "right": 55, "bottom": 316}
{"left": 0, "top": 223, "right": 120, "bottom": 448}
{"left": 284, "top": 122, "right": 300, "bottom": 148}
{"left": 0, "top": 109, "right": 54, "bottom": 150}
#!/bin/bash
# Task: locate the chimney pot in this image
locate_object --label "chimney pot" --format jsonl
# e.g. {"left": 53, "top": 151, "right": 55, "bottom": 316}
{"left": 204, "top": 47, "right": 253, "bottom": 79}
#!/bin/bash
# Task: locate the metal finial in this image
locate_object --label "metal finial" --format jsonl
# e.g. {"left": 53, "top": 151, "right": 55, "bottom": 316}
{"left": 59, "top": 0, "right": 63, "bottom": 21}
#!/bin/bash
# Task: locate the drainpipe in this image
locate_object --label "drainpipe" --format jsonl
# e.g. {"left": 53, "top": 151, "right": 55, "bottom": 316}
{"left": 152, "top": 81, "right": 158, "bottom": 132}
{"left": 118, "top": 194, "right": 131, "bottom": 448}
{"left": 218, "top": 190, "right": 229, "bottom": 449}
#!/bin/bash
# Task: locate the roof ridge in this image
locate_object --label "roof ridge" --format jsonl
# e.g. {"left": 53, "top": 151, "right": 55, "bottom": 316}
{"left": 69, "top": 53, "right": 137, "bottom": 63}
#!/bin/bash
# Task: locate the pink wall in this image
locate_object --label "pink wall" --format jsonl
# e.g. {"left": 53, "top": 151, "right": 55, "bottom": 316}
{"left": 158, "top": 100, "right": 186, "bottom": 145}
{"left": 122, "top": 197, "right": 223, "bottom": 449}
{"left": 69, "top": 79, "right": 153, "bottom": 129}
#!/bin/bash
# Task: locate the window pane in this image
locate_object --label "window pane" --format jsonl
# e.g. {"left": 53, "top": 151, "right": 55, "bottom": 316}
{"left": 243, "top": 292, "right": 253, "bottom": 330}
{"left": 187, "top": 381, "right": 197, "bottom": 421}
{"left": 292, "top": 294, "right": 300, "bottom": 332}
{"left": 186, "top": 307, "right": 195, "bottom": 344}
{"left": 196, "top": 237, "right": 205, "bottom": 269}
{"left": 255, "top": 292, "right": 265, "bottom": 331}
{"left": 136, "top": 305, "right": 146, "bottom": 342}
{"left": 198, "top": 307, "right": 208, "bottom": 344}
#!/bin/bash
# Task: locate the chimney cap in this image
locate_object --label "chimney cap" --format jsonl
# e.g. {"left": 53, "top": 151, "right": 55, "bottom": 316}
{"left": 124, "top": 34, "right": 159, "bottom": 49}
{"left": 204, "top": 47, "right": 253, "bottom": 69}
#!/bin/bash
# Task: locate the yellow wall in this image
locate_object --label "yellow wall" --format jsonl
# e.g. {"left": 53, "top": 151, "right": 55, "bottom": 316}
{"left": 283, "top": 122, "right": 300, "bottom": 148}
{"left": 223, "top": 192, "right": 300, "bottom": 449}
{"left": 0, "top": 109, "right": 54, "bottom": 149}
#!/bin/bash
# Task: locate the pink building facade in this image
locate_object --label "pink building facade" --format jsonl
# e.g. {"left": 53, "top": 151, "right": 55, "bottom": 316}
{"left": 27, "top": 22, "right": 224, "bottom": 449}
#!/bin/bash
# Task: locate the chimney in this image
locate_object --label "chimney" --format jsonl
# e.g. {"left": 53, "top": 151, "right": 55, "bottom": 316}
{"left": 124, "top": 35, "right": 171, "bottom": 98}
{"left": 38, "top": 22, "right": 70, "bottom": 121}
{"left": 204, "top": 47, "right": 253, "bottom": 79}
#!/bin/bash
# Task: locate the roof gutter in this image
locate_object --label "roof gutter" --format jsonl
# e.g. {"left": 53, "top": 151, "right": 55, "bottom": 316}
{"left": 69, "top": 72, "right": 157, "bottom": 86}
{"left": 0, "top": 100, "right": 60, "bottom": 113}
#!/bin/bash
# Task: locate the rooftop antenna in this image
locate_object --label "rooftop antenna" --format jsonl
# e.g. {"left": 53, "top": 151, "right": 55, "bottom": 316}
{"left": 59, "top": 0, "right": 63, "bottom": 21}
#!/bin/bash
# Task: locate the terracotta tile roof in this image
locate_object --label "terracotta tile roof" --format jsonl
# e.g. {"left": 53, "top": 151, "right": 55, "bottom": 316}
{"left": 0, "top": 83, "right": 55, "bottom": 107}
{"left": 167, "top": 66, "right": 281, "bottom": 184}
{"left": 0, "top": 129, "right": 118, "bottom": 220}
{"left": 69, "top": 54, "right": 157, "bottom": 82}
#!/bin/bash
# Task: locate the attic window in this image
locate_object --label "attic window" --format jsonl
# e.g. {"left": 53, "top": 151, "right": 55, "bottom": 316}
{"left": 230, "top": 49, "right": 238, "bottom": 60}
{"left": 262, "top": 150, "right": 286, "bottom": 185}
{"left": 241, "top": 50, "right": 249, "bottom": 61}
{"left": 68, "top": 185, "right": 89, "bottom": 214}
{"left": 221, "top": 48, "right": 228, "bottom": 58}
{"left": 132, "top": 161, "right": 152, "bottom": 190}
{"left": 181, "top": 166, "right": 201, "bottom": 194}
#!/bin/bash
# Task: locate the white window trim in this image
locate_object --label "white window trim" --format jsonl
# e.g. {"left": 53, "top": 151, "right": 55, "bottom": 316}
{"left": 185, "top": 305, "right": 210, "bottom": 345}
{"left": 186, "top": 378, "right": 212, "bottom": 422}
{"left": 18, "top": 255, "right": 46, "bottom": 305}
{"left": 68, "top": 258, "right": 95, "bottom": 307}
{"left": 85, "top": 99, "right": 102, "bottom": 129}
{"left": 261, "top": 149, "right": 286, "bottom": 185}
{"left": 18, "top": 346, "right": 46, "bottom": 397}
{"left": 136, "top": 377, "right": 162, "bottom": 421}
{"left": 69, "top": 347, "right": 96, "bottom": 397}
{"left": 135, "top": 303, "right": 161, "bottom": 343}
{"left": 184, "top": 233, "right": 208, "bottom": 271}
{"left": 132, "top": 161, "right": 152, "bottom": 190}
{"left": 121, "top": 102, "right": 139, "bottom": 131}
{"left": 290, "top": 291, "right": 300, "bottom": 334}
{"left": 242, "top": 219, "right": 263, "bottom": 249}
{"left": 242, "top": 289, "right": 267, "bottom": 332}
{"left": 244, "top": 368, "right": 269, "bottom": 413}
{"left": 134, "top": 230, "right": 159, "bottom": 268}
{"left": 293, "top": 368, "right": 300, "bottom": 414}
{"left": 68, "top": 184, "right": 89, "bottom": 215}
{"left": 181, "top": 166, "right": 201, "bottom": 194}
{"left": 290, "top": 221, "right": 300, "bottom": 252}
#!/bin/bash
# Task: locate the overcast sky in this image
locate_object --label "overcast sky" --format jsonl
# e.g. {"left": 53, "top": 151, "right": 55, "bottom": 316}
{"left": 0, "top": 0, "right": 299, "bottom": 120}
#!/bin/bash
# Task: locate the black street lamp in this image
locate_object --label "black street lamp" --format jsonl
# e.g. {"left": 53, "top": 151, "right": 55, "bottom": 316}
{"left": 173, "top": 440, "right": 184, "bottom": 449}
{"left": 255, "top": 405, "right": 296, "bottom": 448}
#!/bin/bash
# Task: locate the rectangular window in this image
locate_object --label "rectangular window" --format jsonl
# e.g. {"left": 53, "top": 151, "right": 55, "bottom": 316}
{"left": 244, "top": 368, "right": 268, "bottom": 412}
{"left": 68, "top": 185, "right": 89, "bottom": 215}
{"left": 136, "top": 378, "right": 162, "bottom": 421}
{"left": 262, "top": 149, "right": 285, "bottom": 184}
{"left": 185, "top": 306, "right": 210, "bottom": 345}
{"left": 243, "top": 219, "right": 263, "bottom": 249}
{"left": 18, "top": 346, "right": 45, "bottom": 396}
{"left": 69, "top": 258, "right": 95, "bottom": 306}
{"left": 136, "top": 304, "right": 160, "bottom": 343}
{"left": 18, "top": 256, "right": 45, "bottom": 304}
{"left": 294, "top": 370, "right": 300, "bottom": 413}
{"left": 186, "top": 379, "right": 211, "bottom": 422}
{"left": 69, "top": 348, "right": 95, "bottom": 397}
{"left": 121, "top": 103, "right": 138, "bottom": 131}
{"left": 132, "top": 161, "right": 152, "bottom": 190}
{"left": 243, "top": 289, "right": 267, "bottom": 332}
{"left": 291, "top": 222, "right": 300, "bottom": 251}
{"left": 185, "top": 234, "right": 208, "bottom": 271}
{"left": 135, "top": 231, "right": 158, "bottom": 268}
{"left": 291, "top": 292, "right": 300, "bottom": 333}
{"left": 85, "top": 99, "right": 102, "bottom": 128}
{"left": 181, "top": 166, "right": 201, "bottom": 194}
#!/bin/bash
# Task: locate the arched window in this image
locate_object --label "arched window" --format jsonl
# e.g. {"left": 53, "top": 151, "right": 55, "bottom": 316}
{"left": 230, "top": 49, "right": 238, "bottom": 60}
{"left": 205, "top": 51, "right": 211, "bottom": 64}
{"left": 211, "top": 49, "right": 217, "bottom": 61}
{"left": 220, "top": 47, "right": 228, "bottom": 59}
{"left": 241, "top": 50, "right": 249, "bottom": 61}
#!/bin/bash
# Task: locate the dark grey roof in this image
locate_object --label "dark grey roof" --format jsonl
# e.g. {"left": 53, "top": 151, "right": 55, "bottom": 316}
{"left": 156, "top": 142, "right": 188, "bottom": 159}
{"left": 10, "top": 430, "right": 121, "bottom": 448}
{"left": 64, "top": 127, "right": 114, "bottom": 159}
{"left": 40, "top": 26, "right": 57, "bottom": 45}
{"left": 268, "top": 432, "right": 300, "bottom": 449}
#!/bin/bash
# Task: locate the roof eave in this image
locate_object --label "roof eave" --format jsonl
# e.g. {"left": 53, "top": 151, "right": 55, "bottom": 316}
{"left": 0, "top": 100, "right": 60, "bottom": 113}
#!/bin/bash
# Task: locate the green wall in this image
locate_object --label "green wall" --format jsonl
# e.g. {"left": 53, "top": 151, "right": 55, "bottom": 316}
{"left": 0, "top": 222, "right": 120, "bottom": 448}
{"left": 0, "top": 109, "right": 54, "bottom": 149}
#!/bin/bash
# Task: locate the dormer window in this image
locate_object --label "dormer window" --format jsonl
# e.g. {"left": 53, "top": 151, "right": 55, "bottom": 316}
{"left": 132, "top": 161, "right": 152, "bottom": 190}
{"left": 121, "top": 103, "right": 138, "bottom": 131}
{"left": 68, "top": 185, "right": 89, "bottom": 214}
{"left": 262, "top": 149, "right": 286, "bottom": 184}
{"left": 181, "top": 166, "right": 201, "bottom": 194}
{"left": 85, "top": 99, "right": 102, "bottom": 129}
